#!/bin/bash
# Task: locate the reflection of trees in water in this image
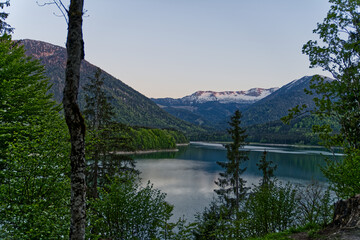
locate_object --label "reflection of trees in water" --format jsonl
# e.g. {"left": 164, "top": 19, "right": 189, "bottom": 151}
{"left": 137, "top": 144, "right": 343, "bottom": 182}
{"left": 246, "top": 151, "right": 332, "bottom": 181}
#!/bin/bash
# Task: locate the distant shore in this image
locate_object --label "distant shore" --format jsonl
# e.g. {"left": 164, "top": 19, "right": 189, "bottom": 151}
{"left": 114, "top": 143, "right": 189, "bottom": 155}
{"left": 194, "top": 141, "right": 325, "bottom": 149}
{"left": 176, "top": 143, "right": 190, "bottom": 147}
{"left": 115, "top": 149, "right": 179, "bottom": 155}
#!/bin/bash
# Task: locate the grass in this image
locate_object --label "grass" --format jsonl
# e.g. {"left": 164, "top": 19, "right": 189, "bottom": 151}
{"left": 249, "top": 223, "right": 322, "bottom": 240}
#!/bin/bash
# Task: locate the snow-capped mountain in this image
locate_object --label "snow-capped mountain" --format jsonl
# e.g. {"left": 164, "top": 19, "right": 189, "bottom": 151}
{"left": 151, "top": 87, "right": 279, "bottom": 128}
{"left": 180, "top": 88, "right": 279, "bottom": 104}
{"left": 152, "top": 76, "right": 332, "bottom": 129}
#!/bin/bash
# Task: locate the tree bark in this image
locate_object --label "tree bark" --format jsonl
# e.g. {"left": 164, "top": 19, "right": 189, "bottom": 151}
{"left": 62, "top": 0, "right": 86, "bottom": 239}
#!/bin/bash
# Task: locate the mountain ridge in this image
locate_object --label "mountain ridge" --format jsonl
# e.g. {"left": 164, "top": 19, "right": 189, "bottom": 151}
{"left": 152, "top": 75, "right": 331, "bottom": 129}
{"left": 21, "top": 39, "right": 204, "bottom": 135}
{"left": 241, "top": 75, "right": 331, "bottom": 126}
{"left": 154, "top": 88, "right": 278, "bottom": 105}
{"left": 20, "top": 39, "right": 332, "bottom": 140}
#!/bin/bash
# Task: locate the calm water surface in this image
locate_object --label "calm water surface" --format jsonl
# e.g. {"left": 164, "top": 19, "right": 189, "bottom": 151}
{"left": 135, "top": 142, "right": 343, "bottom": 221}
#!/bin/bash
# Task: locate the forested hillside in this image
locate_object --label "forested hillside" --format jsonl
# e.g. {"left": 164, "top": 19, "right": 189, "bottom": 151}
{"left": 20, "top": 39, "right": 338, "bottom": 144}
{"left": 21, "top": 39, "right": 205, "bottom": 136}
{"left": 246, "top": 115, "right": 340, "bottom": 145}
{"left": 128, "top": 127, "right": 188, "bottom": 151}
{"left": 241, "top": 75, "right": 331, "bottom": 126}
{"left": 153, "top": 76, "right": 332, "bottom": 131}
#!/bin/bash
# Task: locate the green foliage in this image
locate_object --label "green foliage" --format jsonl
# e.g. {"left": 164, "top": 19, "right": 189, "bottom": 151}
{"left": 247, "top": 114, "right": 339, "bottom": 145}
{"left": 83, "top": 68, "right": 137, "bottom": 201}
{"left": 0, "top": 1, "right": 13, "bottom": 35}
{"left": 161, "top": 217, "right": 197, "bottom": 240}
{"left": 193, "top": 200, "right": 220, "bottom": 240}
{"left": 302, "top": 0, "right": 360, "bottom": 148}
{"left": 129, "top": 127, "right": 180, "bottom": 150}
{"left": 0, "top": 116, "right": 70, "bottom": 239}
{"left": 249, "top": 223, "right": 322, "bottom": 240}
{"left": 85, "top": 123, "right": 138, "bottom": 199}
{"left": 305, "top": 0, "right": 360, "bottom": 197}
{"left": 82, "top": 68, "right": 188, "bottom": 155}
{"left": 22, "top": 39, "right": 206, "bottom": 139}
{"left": 256, "top": 151, "right": 276, "bottom": 186}
{"left": 0, "top": 35, "right": 56, "bottom": 156}
{"left": 215, "top": 110, "right": 249, "bottom": 210}
{"left": 194, "top": 150, "right": 333, "bottom": 239}
{"left": 166, "top": 128, "right": 189, "bottom": 144}
{"left": 83, "top": 67, "right": 114, "bottom": 129}
{"left": 246, "top": 182, "right": 299, "bottom": 237}
{"left": 245, "top": 153, "right": 298, "bottom": 237}
{"left": 322, "top": 148, "right": 360, "bottom": 199}
{"left": 283, "top": 0, "right": 360, "bottom": 198}
{"left": 193, "top": 199, "right": 245, "bottom": 240}
{"left": 195, "top": 183, "right": 300, "bottom": 239}
{"left": 0, "top": 35, "right": 70, "bottom": 239}
{"left": 87, "top": 174, "right": 173, "bottom": 240}
{"left": 83, "top": 68, "right": 191, "bottom": 239}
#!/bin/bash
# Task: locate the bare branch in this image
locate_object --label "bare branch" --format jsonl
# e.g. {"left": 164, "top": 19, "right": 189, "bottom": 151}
{"left": 36, "top": 0, "right": 69, "bottom": 24}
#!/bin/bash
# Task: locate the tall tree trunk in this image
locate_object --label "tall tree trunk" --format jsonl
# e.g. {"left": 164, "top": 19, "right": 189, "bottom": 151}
{"left": 62, "top": 0, "right": 86, "bottom": 239}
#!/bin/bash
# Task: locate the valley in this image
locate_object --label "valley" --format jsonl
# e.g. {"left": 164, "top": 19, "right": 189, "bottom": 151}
{"left": 5, "top": 1, "right": 359, "bottom": 238}
{"left": 22, "top": 39, "right": 336, "bottom": 145}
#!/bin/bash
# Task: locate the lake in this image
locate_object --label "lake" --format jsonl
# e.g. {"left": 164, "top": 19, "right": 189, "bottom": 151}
{"left": 135, "top": 142, "right": 343, "bottom": 222}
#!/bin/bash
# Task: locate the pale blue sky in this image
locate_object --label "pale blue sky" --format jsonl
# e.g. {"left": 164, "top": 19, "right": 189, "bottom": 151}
{"left": 8, "top": 0, "right": 331, "bottom": 98}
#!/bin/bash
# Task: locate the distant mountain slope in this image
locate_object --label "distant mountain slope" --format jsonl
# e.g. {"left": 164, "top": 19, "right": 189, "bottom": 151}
{"left": 241, "top": 75, "right": 331, "bottom": 126}
{"left": 152, "top": 88, "right": 278, "bottom": 128}
{"left": 153, "top": 76, "right": 331, "bottom": 129}
{"left": 21, "top": 39, "right": 202, "bottom": 134}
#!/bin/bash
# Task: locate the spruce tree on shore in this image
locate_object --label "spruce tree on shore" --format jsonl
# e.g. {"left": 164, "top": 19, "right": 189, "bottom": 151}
{"left": 215, "top": 110, "right": 249, "bottom": 211}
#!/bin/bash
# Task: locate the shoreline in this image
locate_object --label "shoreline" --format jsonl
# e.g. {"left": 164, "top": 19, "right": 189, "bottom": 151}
{"left": 192, "top": 141, "right": 326, "bottom": 149}
{"left": 114, "top": 148, "right": 179, "bottom": 155}
{"left": 175, "top": 143, "right": 190, "bottom": 147}
{"left": 114, "top": 143, "right": 190, "bottom": 155}
{"left": 114, "top": 143, "right": 189, "bottom": 155}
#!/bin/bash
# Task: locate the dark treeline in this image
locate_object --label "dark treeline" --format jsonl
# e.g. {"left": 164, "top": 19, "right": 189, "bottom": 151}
{"left": 191, "top": 115, "right": 340, "bottom": 146}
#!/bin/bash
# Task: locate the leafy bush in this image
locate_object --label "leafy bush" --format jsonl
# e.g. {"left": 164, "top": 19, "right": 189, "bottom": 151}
{"left": 322, "top": 148, "right": 360, "bottom": 199}
{"left": 87, "top": 174, "right": 173, "bottom": 240}
{"left": 245, "top": 182, "right": 299, "bottom": 237}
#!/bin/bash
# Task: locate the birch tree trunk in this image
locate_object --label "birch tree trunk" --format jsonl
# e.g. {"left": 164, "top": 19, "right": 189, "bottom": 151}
{"left": 62, "top": 0, "right": 86, "bottom": 239}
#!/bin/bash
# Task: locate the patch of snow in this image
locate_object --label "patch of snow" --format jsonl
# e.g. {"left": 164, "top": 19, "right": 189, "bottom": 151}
{"left": 181, "top": 87, "right": 279, "bottom": 104}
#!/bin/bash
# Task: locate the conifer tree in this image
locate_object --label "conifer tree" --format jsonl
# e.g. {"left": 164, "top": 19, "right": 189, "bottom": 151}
{"left": 256, "top": 151, "right": 277, "bottom": 187}
{"left": 83, "top": 67, "right": 114, "bottom": 131}
{"left": 215, "top": 110, "right": 249, "bottom": 211}
{"left": 0, "top": 0, "right": 13, "bottom": 35}
{"left": 83, "top": 68, "right": 136, "bottom": 199}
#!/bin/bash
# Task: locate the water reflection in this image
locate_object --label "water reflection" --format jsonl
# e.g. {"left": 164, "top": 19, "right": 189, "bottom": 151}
{"left": 135, "top": 142, "right": 343, "bottom": 221}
